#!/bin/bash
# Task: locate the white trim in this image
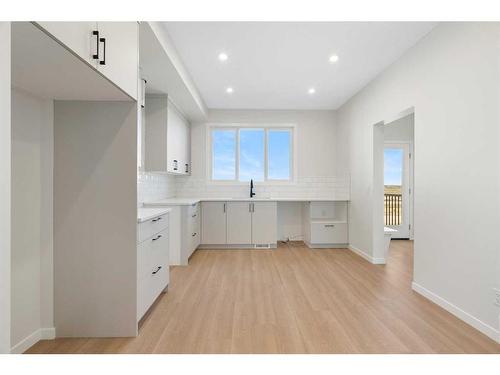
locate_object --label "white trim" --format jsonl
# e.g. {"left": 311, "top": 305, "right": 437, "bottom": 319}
{"left": 348, "top": 244, "right": 386, "bottom": 264}
{"left": 10, "top": 327, "right": 56, "bottom": 354}
{"left": 412, "top": 282, "right": 500, "bottom": 344}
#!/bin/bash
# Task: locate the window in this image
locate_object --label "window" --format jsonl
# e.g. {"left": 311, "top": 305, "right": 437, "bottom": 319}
{"left": 210, "top": 126, "right": 293, "bottom": 182}
{"left": 212, "top": 129, "right": 237, "bottom": 180}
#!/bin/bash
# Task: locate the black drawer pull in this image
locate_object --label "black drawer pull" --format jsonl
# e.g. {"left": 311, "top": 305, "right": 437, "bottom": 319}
{"left": 92, "top": 30, "right": 99, "bottom": 60}
{"left": 192, "top": 232, "right": 197, "bottom": 237}
{"left": 152, "top": 266, "right": 162, "bottom": 275}
{"left": 324, "top": 224, "right": 335, "bottom": 228}
{"left": 192, "top": 214, "right": 197, "bottom": 218}
{"left": 152, "top": 217, "right": 162, "bottom": 222}
{"left": 152, "top": 235, "right": 162, "bottom": 241}
{"left": 99, "top": 37, "right": 106, "bottom": 65}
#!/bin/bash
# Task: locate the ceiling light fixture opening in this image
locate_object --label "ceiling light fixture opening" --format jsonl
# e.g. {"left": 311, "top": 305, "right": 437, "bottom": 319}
{"left": 329, "top": 54, "right": 339, "bottom": 63}
{"left": 218, "top": 52, "right": 229, "bottom": 62}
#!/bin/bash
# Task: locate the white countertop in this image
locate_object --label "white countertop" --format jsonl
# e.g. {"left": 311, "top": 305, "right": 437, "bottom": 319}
{"left": 137, "top": 207, "right": 172, "bottom": 223}
{"left": 143, "top": 197, "right": 348, "bottom": 207}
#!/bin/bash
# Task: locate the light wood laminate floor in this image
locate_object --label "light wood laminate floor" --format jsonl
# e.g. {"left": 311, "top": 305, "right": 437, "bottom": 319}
{"left": 27, "top": 241, "right": 500, "bottom": 354}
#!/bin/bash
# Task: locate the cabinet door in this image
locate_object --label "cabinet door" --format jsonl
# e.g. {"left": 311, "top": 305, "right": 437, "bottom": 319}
{"left": 201, "top": 202, "right": 227, "bottom": 245}
{"left": 36, "top": 22, "right": 98, "bottom": 67}
{"left": 252, "top": 202, "right": 277, "bottom": 245}
{"left": 166, "top": 103, "right": 182, "bottom": 173}
{"left": 182, "top": 120, "right": 191, "bottom": 174}
{"left": 96, "top": 22, "right": 138, "bottom": 100}
{"left": 226, "top": 202, "right": 252, "bottom": 244}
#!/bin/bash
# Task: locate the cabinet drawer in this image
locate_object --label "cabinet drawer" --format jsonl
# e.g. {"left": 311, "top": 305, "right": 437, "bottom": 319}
{"left": 310, "top": 222, "right": 348, "bottom": 244}
{"left": 137, "top": 213, "right": 168, "bottom": 243}
{"left": 137, "top": 228, "right": 168, "bottom": 282}
{"left": 187, "top": 202, "right": 199, "bottom": 217}
{"left": 137, "top": 265, "right": 168, "bottom": 320}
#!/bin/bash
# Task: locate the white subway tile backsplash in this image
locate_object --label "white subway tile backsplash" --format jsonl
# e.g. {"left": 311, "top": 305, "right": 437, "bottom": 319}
{"left": 137, "top": 172, "right": 177, "bottom": 205}
{"left": 137, "top": 172, "right": 350, "bottom": 204}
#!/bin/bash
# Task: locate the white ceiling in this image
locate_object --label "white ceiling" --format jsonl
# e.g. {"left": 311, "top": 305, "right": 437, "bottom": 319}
{"left": 162, "top": 22, "right": 437, "bottom": 110}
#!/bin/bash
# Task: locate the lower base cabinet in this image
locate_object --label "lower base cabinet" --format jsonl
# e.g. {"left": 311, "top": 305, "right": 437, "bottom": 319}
{"left": 201, "top": 201, "right": 277, "bottom": 248}
{"left": 303, "top": 201, "right": 348, "bottom": 248}
{"left": 137, "top": 213, "right": 170, "bottom": 321}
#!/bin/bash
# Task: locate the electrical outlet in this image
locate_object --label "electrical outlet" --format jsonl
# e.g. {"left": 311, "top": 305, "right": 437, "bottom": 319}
{"left": 494, "top": 288, "right": 500, "bottom": 307}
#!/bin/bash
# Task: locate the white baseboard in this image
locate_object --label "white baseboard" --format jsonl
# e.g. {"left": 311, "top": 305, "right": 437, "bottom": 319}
{"left": 10, "top": 327, "right": 56, "bottom": 354}
{"left": 412, "top": 282, "right": 500, "bottom": 344}
{"left": 348, "top": 244, "right": 386, "bottom": 264}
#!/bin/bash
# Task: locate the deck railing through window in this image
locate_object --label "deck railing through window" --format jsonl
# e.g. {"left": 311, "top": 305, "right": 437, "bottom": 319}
{"left": 384, "top": 194, "right": 402, "bottom": 225}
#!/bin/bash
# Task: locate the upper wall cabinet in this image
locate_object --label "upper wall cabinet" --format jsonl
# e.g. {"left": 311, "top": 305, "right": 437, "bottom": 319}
{"left": 35, "top": 22, "right": 138, "bottom": 100}
{"left": 144, "top": 95, "right": 191, "bottom": 175}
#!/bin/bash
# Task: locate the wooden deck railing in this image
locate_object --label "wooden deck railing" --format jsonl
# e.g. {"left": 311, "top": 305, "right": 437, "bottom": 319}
{"left": 384, "top": 194, "right": 402, "bottom": 225}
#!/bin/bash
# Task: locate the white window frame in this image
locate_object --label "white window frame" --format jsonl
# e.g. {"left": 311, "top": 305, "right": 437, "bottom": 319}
{"left": 207, "top": 123, "right": 297, "bottom": 185}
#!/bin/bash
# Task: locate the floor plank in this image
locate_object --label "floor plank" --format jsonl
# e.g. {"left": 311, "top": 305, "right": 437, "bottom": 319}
{"left": 26, "top": 240, "right": 500, "bottom": 354}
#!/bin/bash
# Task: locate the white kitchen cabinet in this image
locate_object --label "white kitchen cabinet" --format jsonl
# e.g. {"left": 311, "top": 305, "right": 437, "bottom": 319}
{"left": 36, "top": 22, "right": 98, "bottom": 67}
{"left": 251, "top": 202, "right": 278, "bottom": 245}
{"left": 303, "top": 201, "right": 348, "bottom": 248}
{"left": 167, "top": 102, "right": 191, "bottom": 174}
{"left": 201, "top": 202, "right": 227, "bottom": 245}
{"left": 137, "top": 212, "right": 170, "bottom": 321}
{"left": 35, "top": 22, "right": 138, "bottom": 99}
{"left": 96, "top": 22, "right": 138, "bottom": 100}
{"left": 144, "top": 95, "right": 191, "bottom": 174}
{"left": 178, "top": 203, "right": 200, "bottom": 264}
{"left": 201, "top": 201, "right": 277, "bottom": 248}
{"left": 226, "top": 202, "right": 252, "bottom": 244}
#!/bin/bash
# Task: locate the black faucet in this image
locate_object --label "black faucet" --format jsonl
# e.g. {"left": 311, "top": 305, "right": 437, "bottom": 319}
{"left": 250, "top": 179, "right": 256, "bottom": 198}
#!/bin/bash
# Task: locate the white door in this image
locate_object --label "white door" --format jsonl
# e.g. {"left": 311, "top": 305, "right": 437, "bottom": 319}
{"left": 384, "top": 143, "right": 410, "bottom": 238}
{"left": 36, "top": 22, "right": 98, "bottom": 67}
{"left": 226, "top": 202, "right": 252, "bottom": 244}
{"left": 251, "top": 202, "right": 277, "bottom": 245}
{"left": 201, "top": 202, "right": 227, "bottom": 245}
{"left": 96, "top": 22, "right": 138, "bottom": 99}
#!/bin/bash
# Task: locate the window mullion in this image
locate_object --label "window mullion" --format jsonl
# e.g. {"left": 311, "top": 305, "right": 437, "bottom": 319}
{"left": 235, "top": 128, "right": 240, "bottom": 182}
{"left": 264, "top": 128, "right": 269, "bottom": 181}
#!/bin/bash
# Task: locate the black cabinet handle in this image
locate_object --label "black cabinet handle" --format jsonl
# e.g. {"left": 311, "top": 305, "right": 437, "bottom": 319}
{"left": 173, "top": 160, "right": 178, "bottom": 171}
{"left": 92, "top": 30, "right": 99, "bottom": 60}
{"left": 192, "top": 232, "right": 196, "bottom": 237}
{"left": 99, "top": 37, "right": 106, "bottom": 65}
{"left": 152, "top": 266, "right": 162, "bottom": 275}
{"left": 192, "top": 214, "right": 197, "bottom": 218}
{"left": 152, "top": 234, "right": 162, "bottom": 241}
{"left": 152, "top": 217, "right": 162, "bottom": 222}
{"left": 185, "top": 163, "right": 189, "bottom": 173}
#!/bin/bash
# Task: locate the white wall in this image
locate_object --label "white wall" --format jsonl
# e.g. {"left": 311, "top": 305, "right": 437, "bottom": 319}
{"left": 384, "top": 113, "right": 414, "bottom": 142}
{"left": 0, "top": 22, "right": 11, "bottom": 354}
{"left": 10, "top": 88, "right": 54, "bottom": 352}
{"left": 336, "top": 23, "right": 500, "bottom": 341}
{"left": 177, "top": 109, "right": 346, "bottom": 240}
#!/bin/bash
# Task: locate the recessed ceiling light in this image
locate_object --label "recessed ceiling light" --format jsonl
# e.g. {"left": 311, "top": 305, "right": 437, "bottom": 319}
{"left": 218, "top": 52, "right": 229, "bottom": 62}
{"left": 308, "top": 88, "right": 316, "bottom": 95}
{"left": 226, "top": 87, "right": 234, "bottom": 94}
{"left": 329, "top": 54, "right": 339, "bottom": 63}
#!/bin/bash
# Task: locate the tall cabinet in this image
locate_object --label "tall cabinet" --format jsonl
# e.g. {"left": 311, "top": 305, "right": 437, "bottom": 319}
{"left": 144, "top": 95, "right": 191, "bottom": 174}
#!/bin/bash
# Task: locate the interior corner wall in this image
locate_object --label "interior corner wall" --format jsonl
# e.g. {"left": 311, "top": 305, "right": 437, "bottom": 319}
{"left": 0, "top": 21, "right": 11, "bottom": 354}
{"left": 54, "top": 101, "right": 137, "bottom": 337}
{"left": 10, "top": 88, "right": 54, "bottom": 352}
{"left": 336, "top": 22, "right": 500, "bottom": 339}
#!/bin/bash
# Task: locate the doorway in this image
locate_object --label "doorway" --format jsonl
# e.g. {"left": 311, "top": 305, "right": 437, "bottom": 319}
{"left": 384, "top": 142, "right": 410, "bottom": 239}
